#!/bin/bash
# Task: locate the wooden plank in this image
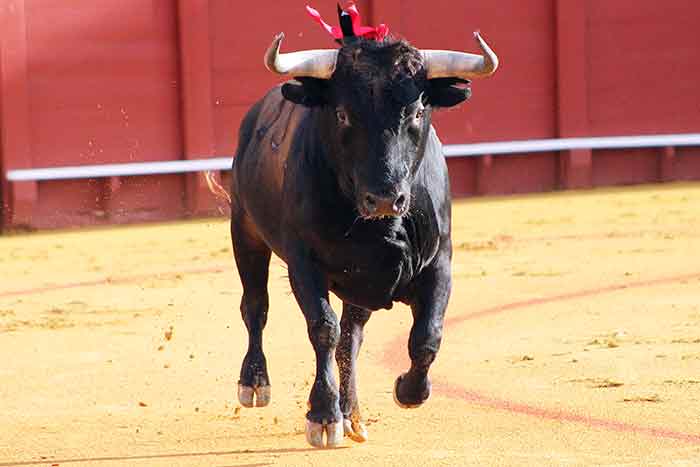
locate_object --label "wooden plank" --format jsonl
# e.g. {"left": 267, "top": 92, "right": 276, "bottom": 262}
{"left": 177, "top": 0, "right": 217, "bottom": 216}
{"left": 555, "top": 0, "right": 592, "bottom": 189}
{"left": 0, "top": 0, "right": 35, "bottom": 226}
{"left": 659, "top": 146, "right": 676, "bottom": 183}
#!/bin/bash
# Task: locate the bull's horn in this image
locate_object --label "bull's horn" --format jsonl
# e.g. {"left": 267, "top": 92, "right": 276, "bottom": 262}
{"left": 422, "top": 31, "right": 499, "bottom": 79}
{"left": 264, "top": 32, "right": 338, "bottom": 79}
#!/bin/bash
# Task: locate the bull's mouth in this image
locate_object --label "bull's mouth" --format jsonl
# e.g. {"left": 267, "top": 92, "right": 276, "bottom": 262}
{"left": 344, "top": 202, "right": 409, "bottom": 238}
{"left": 358, "top": 207, "right": 408, "bottom": 220}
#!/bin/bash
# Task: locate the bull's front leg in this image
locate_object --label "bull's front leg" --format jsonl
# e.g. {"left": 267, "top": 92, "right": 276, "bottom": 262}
{"left": 288, "top": 254, "right": 344, "bottom": 448}
{"left": 394, "top": 251, "right": 451, "bottom": 408}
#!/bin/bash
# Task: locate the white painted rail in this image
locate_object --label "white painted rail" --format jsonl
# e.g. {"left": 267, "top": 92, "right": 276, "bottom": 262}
{"left": 442, "top": 133, "right": 700, "bottom": 157}
{"left": 6, "top": 133, "right": 700, "bottom": 182}
{"left": 6, "top": 158, "right": 233, "bottom": 182}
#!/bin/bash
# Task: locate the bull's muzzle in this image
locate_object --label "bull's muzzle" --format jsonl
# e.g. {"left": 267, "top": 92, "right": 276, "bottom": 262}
{"left": 360, "top": 190, "right": 408, "bottom": 218}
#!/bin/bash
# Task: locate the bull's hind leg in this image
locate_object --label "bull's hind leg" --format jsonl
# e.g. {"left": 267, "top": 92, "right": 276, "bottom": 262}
{"left": 336, "top": 303, "right": 371, "bottom": 443}
{"left": 231, "top": 213, "right": 272, "bottom": 408}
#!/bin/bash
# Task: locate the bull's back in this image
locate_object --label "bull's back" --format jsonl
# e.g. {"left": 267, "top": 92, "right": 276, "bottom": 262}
{"left": 231, "top": 86, "right": 308, "bottom": 252}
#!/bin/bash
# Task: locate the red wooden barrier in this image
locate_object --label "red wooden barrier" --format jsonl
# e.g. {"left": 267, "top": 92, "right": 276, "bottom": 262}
{"left": 177, "top": 0, "right": 217, "bottom": 217}
{"left": 1, "top": 1, "right": 700, "bottom": 230}
{"left": 556, "top": 0, "right": 592, "bottom": 189}
{"left": 0, "top": 0, "right": 33, "bottom": 228}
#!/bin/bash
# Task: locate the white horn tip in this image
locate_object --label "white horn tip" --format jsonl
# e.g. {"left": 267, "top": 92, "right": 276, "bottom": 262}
{"left": 265, "top": 32, "right": 286, "bottom": 73}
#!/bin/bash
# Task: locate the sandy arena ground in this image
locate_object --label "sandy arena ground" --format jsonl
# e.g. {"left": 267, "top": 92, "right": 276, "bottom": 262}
{"left": 1, "top": 182, "right": 700, "bottom": 466}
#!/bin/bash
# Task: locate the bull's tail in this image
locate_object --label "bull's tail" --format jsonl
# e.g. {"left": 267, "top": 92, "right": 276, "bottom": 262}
{"left": 204, "top": 171, "right": 231, "bottom": 215}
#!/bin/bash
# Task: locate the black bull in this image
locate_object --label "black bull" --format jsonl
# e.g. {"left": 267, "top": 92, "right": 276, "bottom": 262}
{"left": 227, "top": 35, "right": 497, "bottom": 448}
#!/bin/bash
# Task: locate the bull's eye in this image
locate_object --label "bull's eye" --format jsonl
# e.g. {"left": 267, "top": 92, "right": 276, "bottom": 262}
{"left": 336, "top": 109, "right": 350, "bottom": 127}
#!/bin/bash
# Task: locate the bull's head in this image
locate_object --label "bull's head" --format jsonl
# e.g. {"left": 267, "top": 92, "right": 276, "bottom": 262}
{"left": 265, "top": 31, "right": 498, "bottom": 219}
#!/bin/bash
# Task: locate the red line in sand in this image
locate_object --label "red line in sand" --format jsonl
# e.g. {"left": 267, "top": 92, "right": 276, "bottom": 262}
{"left": 382, "top": 272, "right": 700, "bottom": 445}
{"left": 0, "top": 265, "right": 229, "bottom": 298}
{"left": 448, "top": 272, "right": 700, "bottom": 325}
{"left": 434, "top": 382, "right": 700, "bottom": 445}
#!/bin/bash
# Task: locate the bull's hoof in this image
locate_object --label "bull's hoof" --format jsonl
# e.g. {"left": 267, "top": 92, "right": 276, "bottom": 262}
{"left": 343, "top": 418, "right": 368, "bottom": 443}
{"left": 305, "top": 419, "right": 344, "bottom": 448}
{"left": 237, "top": 383, "right": 271, "bottom": 408}
{"left": 393, "top": 373, "right": 430, "bottom": 409}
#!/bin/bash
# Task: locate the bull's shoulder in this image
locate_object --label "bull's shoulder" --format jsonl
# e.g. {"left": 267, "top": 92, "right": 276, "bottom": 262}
{"left": 231, "top": 85, "right": 313, "bottom": 253}
{"left": 235, "top": 84, "right": 312, "bottom": 154}
{"left": 254, "top": 85, "right": 288, "bottom": 126}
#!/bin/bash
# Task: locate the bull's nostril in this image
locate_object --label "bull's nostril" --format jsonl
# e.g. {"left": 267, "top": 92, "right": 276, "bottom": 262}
{"left": 394, "top": 193, "right": 407, "bottom": 212}
{"left": 364, "top": 194, "right": 377, "bottom": 212}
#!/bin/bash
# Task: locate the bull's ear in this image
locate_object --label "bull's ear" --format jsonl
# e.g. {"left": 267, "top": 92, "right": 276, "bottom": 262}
{"left": 281, "top": 78, "right": 329, "bottom": 107}
{"left": 425, "top": 77, "right": 472, "bottom": 108}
